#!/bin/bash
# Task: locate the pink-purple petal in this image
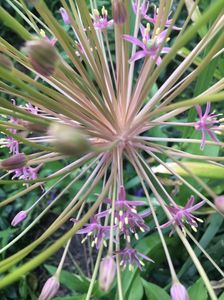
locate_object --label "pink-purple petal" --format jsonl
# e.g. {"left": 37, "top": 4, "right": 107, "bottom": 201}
{"left": 123, "top": 34, "right": 145, "bottom": 49}
{"left": 129, "top": 50, "right": 146, "bottom": 63}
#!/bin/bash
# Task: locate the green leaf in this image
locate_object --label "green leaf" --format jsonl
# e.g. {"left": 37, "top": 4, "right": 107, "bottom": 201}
{"left": 219, "top": 292, "right": 224, "bottom": 300}
{"left": 45, "top": 265, "right": 89, "bottom": 293}
{"left": 152, "top": 162, "right": 224, "bottom": 179}
{"left": 178, "top": 214, "right": 223, "bottom": 278}
{"left": 142, "top": 279, "right": 170, "bottom": 300}
{"left": 188, "top": 278, "right": 208, "bottom": 300}
{"left": 128, "top": 273, "right": 144, "bottom": 300}
{"left": 185, "top": 0, "right": 207, "bottom": 38}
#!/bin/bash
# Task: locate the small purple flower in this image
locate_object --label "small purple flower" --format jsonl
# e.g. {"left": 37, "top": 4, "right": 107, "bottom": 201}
{"left": 59, "top": 7, "right": 70, "bottom": 25}
{"left": 145, "top": 5, "right": 181, "bottom": 31}
{"left": 12, "top": 165, "right": 41, "bottom": 181}
{"left": 132, "top": 0, "right": 149, "bottom": 18}
{"left": 123, "top": 24, "right": 170, "bottom": 65}
{"left": 170, "top": 282, "right": 189, "bottom": 300}
{"left": 161, "top": 196, "right": 205, "bottom": 235}
{"left": 11, "top": 210, "right": 27, "bottom": 227}
{"left": 4, "top": 101, "right": 40, "bottom": 155}
{"left": 6, "top": 136, "right": 19, "bottom": 155}
{"left": 105, "top": 186, "right": 150, "bottom": 241}
{"left": 25, "top": 103, "right": 39, "bottom": 115}
{"left": 92, "top": 7, "right": 113, "bottom": 30}
{"left": 194, "top": 102, "right": 221, "bottom": 150}
{"left": 76, "top": 216, "right": 111, "bottom": 249}
{"left": 117, "top": 246, "right": 154, "bottom": 271}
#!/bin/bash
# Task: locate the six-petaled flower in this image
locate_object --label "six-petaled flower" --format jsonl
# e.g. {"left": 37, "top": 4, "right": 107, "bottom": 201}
{"left": 123, "top": 23, "right": 170, "bottom": 65}
{"left": 145, "top": 5, "right": 181, "bottom": 30}
{"left": 92, "top": 6, "right": 114, "bottom": 30}
{"left": 117, "top": 246, "right": 154, "bottom": 271}
{"left": 105, "top": 186, "right": 150, "bottom": 241}
{"left": 161, "top": 196, "right": 205, "bottom": 235}
{"left": 194, "top": 102, "right": 221, "bottom": 150}
{"left": 132, "top": 0, "right": 149, "bottom": 18}
{"left": 76, "top": 216, "right": 111, "bottom": 249}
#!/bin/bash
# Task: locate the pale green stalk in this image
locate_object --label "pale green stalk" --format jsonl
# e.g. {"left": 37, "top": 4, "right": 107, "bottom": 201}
{"left": 86, "top": 243, "right": 104, "bottom": 300}
{"left": 130, "top": 150, "right": 217, "bottom": 300}
{"left": 132, "top": 153, "right": 177, "bottom": 280}
{"left": 186, "top": 230, "right": 224, "bottom": 278}
{"left": 126, "top": 0, "right": 142, "bottom": 110}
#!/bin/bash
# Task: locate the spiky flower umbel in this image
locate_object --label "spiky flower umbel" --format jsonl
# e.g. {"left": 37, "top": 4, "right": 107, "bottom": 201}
{"left": 0, "top": 1, "right": 223, "bottom": 300}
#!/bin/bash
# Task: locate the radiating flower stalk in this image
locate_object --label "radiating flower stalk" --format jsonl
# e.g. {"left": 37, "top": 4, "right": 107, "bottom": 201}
{"left": 0, "top": 0, "right": 223, "bottom": 299}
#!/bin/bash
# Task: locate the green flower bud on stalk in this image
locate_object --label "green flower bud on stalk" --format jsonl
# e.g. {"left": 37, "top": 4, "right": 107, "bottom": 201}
{"left": 25, "top": 40, "right": 59, "bottom": 77}
{"left": 1, "top": 153, "right": 27, "bottom": 171}
{"left": 23, "top": 121, "right": 48, "bottom": 133}
{"left": 48, "top": 123, "right": 91, "bottom": 156}
{"left": 112, "top": 0, "right": 127, "bottom": 24}
{"left": 0, "top": 53, "right": 13, "bottom": 70}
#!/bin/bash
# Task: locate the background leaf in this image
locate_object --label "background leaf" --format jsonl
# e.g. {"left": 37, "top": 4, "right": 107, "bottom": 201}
{"left": 188, "top": 278, "right": 208, "bottom": 300}
{"left": 141, "top": 279, "right": 170, "bottom": 300}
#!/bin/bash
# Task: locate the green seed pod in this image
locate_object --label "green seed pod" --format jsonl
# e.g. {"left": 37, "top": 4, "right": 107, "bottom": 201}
{"left": 25, "top": 39, "right": 59, "bottom": 77}
{"left": 1, "top": 153, "right": 27, "bottom": 170}
{"left": 49, "top": 123, "right": 91, "bottom": 156}
{"left": 23, "top": 121, "right": 48, "bottom": 133}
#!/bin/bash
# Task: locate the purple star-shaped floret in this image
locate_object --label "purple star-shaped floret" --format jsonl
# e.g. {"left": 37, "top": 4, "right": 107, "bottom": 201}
{"left": 145, "top": 5, "right": 181, "bottom": 30}
{"left": 123, "top": 24, "right": 170, "bottom": 65}
{"left": 117, "top": 246, "right": 154, "bottom": 271}
{"left": 12, "top": 165, "right": 41, "bottom": 181}
{"left": 194, "top": 102, "right": 221, "bottom": 150}
{"left": 161, "top": 196, "right": 205, "bottom": 235}
{"left": 92, "top": 7, "right": 113, "bottom": 30}
{"left": 105, "top": 186, "right": 150, "bottom": 241}
{"left": 132, "top": 0, "right": 149, "bottom": 18}
{"left": 77, "top": 216, "right": 111, "bottom": 249}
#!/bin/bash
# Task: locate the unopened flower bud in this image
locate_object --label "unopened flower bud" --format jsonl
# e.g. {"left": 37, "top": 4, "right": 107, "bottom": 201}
{"left": 48, "top": 123, "right": 91, "bottom": 156}
{"left": 38, "top": 276, "right": 60, "bottom": 300}
{"left": 23, "top": 121, "right": 47, "bottom": 133}
{"left": 1, "top": 153, "right": 27, "bottom": 171}
{"left": 11, "top": 210, "right": 27, "bottom": 227}
{"left": 170, "top": 282, "right": 189, "bottom": 300}
{"left": 215, "top": 196, "right": 224, "bottom": 213}
{"left": 0, "top": 53, "right": 13, "bottom": 70}
{"left": 112, "top": 0, "right": 127, "bottom": 24}
{"left": 25, "top": 39, "right": 59, "bottom": 77}
{"left": 99, "top": 255, "right": 116, "bottom": 291}
{"left": 59, "top": 7, "right": 70, "bottom": 25}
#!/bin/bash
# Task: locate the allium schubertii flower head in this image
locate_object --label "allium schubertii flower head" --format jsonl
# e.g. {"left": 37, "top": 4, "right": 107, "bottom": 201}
{"left": 0, "top": 1, "right": 223, "bottom": 299}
